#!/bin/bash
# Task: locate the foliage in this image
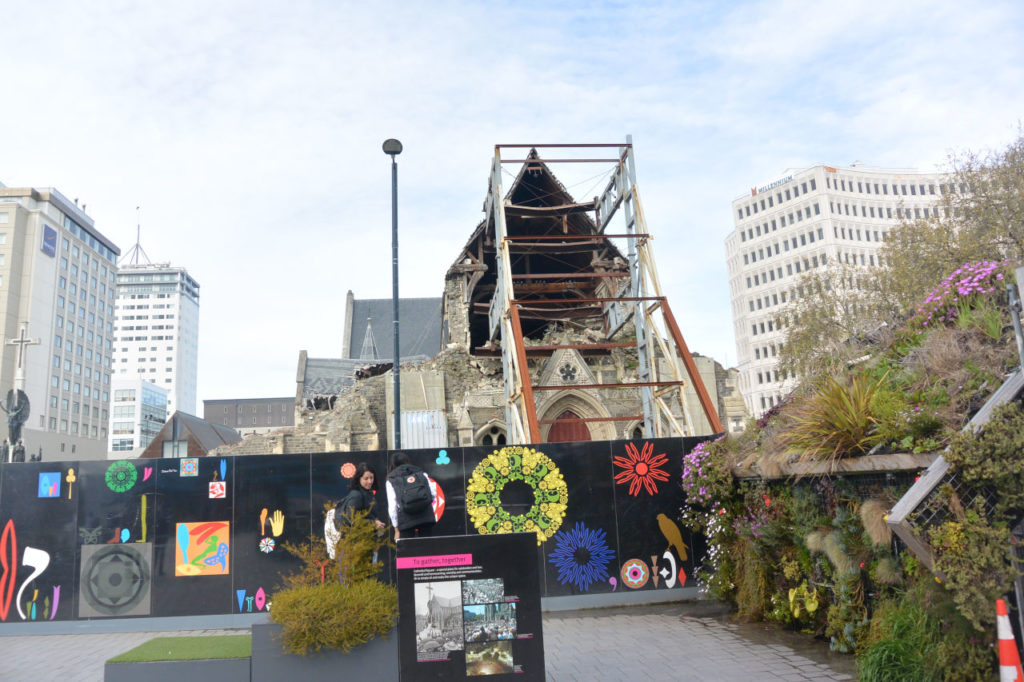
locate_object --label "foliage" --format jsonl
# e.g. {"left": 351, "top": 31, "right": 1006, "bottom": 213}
{"left": 908, "top": 260, "right": 1008, "bottom": 330}
{"left": 109, "top": 635, "right": 251, "bottom": 663}
{"left": 272, "top": 506, "right": 397, "bottom": 655}
{"left": 782, "top": 373, "right": 885, "bottom": 466}
{"left": 270, "top": 579, "right": 398, "bottom": 656}
{"left": 681, "top": 436, "right": 735, "bottom": 510}
{"left": 946, "top": 401, "right": 1024, "bottom": 517}
{"left": 856, "top": 596, "right": 939, "bottom": 681}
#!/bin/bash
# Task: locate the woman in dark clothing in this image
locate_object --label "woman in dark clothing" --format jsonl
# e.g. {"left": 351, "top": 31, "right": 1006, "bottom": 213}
{"left": 339, "top": 462, "right": 387, "bottom": 530}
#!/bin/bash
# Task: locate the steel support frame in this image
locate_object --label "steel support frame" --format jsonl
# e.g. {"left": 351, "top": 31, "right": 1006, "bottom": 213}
{"left": 489, "top": 139, "right": 724, "bottom": 444}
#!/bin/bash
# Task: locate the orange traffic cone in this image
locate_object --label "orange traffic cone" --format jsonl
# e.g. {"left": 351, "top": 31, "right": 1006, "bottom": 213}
{"left": 997, "top": 599, "right": 1023, "bottom": 682}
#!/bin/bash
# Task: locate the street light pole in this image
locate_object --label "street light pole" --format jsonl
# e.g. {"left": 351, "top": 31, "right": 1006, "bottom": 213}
{"left": 383, "top": 138, "right": 403, "bottom": 450}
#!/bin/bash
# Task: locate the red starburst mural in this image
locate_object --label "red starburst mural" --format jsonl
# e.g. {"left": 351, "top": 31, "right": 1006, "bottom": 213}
{"left": 613, "top": 441, "right": 670, "bottom": 496}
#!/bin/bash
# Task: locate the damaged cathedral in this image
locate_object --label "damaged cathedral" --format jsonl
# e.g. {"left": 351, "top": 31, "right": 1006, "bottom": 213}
{"left": 217, "top": 142, "right": 746, "bottom": 457}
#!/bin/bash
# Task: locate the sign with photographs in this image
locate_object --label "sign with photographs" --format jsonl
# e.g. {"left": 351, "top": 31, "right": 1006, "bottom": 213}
{"left": 396, "top": 532, "right": 544, "bottom": 680}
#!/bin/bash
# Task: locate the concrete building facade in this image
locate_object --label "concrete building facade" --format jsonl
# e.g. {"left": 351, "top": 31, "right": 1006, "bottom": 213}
{"left": 111, "top": 262, "right": 199, "bottom": 416}
{"left": 725, "top": 164, "right": 952, "bottom": 417}
{"left": 0, "top": 185, "right": 120, "bottom": 460}
{"left": 108, "top": 376, "right": 168, "bottom": 456}
{"left": 203, "top": 397, "right": 294, "bottom": 436}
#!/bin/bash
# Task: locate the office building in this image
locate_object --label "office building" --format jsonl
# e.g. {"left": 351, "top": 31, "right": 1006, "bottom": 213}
{"left": 0, "top": 185, "right": 120, "bottom": 460}
{"left": 725, "top": 164, "right": 951, "bottom": 417}
{"left": 203, "top": 397, "right": 294, "bottom": 436}
{"left": 108, "top": 376, "right": 168, "bottom": 456}
{"left": 112, "top": 258, "right": 199, "bottom": 416}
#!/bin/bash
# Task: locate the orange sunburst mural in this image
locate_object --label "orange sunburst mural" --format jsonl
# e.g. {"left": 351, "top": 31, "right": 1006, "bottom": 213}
{"left": 613, "top": 441, "right": 670, "bottom": 496}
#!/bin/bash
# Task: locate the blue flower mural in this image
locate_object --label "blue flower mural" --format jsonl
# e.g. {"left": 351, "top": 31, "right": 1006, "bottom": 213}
{"left": 548, "top": 522, "right": 615, "bottom": 591}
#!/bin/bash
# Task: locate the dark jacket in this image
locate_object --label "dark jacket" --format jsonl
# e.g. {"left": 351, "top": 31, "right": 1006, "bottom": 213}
{"left": 337, "top": 487, "right": 381, "bottom": 529}
{"left": 387, "top": 464, "right": 436, "bottom": 531}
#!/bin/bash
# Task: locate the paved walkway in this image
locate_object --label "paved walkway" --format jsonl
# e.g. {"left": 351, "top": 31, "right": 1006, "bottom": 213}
{"left": 0, "top": 602, "right": 856, "bottom": 681}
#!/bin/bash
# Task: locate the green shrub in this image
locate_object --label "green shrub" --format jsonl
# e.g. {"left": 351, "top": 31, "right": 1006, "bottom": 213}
{"left": 271, "top": 506, "right": 397, "bottom": 655}
{"left": 783, "top": 373, "right": 885, "bottom": 466}
{"left": 270, "top": 579, "right": 398, "bottom": 655}
{"left": 857, "top": 597, "right": 939, "bottom": 681}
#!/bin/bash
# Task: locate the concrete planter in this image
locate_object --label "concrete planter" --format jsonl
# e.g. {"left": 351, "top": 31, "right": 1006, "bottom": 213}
{"left": 105, "top": 658, "right": 249, "bottom": 682}
{"left": 250, "top": 622, "right": 398, "bottom": 682}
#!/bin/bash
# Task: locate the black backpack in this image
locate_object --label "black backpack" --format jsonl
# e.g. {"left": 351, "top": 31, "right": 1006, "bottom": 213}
{"left": 398, "top": 471, "right": 432, "bottom": 516}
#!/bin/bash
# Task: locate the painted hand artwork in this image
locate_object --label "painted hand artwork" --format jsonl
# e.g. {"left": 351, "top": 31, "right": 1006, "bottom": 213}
{"left": 174, "top": 521, "right": 230, "bottom": 576}
{"left": 612, "top": 441, "right": 670, "bottom": 496}
{"left": 465, "top": 446, "right": 568, "bottom": 545}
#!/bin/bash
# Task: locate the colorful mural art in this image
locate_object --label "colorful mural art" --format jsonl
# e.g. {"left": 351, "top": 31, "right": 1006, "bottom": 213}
{"left": 0, "top": 437, "right": 709, "bottom": 622}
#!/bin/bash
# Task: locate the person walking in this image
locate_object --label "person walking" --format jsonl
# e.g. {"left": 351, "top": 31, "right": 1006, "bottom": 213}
{"left": 338, "top": 462, "right": 387, "bottom": 530}
{"left": 386, "top": 452, "right": 437, "bottom": 539}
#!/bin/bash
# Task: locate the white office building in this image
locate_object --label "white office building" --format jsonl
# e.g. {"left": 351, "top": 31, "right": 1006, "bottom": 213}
{"left": 0, "top": 185, "right": 120, "bottom": 460}
{"left": 108, "top": 376, "right": 168, "bottom": 456}
{"left": 112, "top": 259, "right": 200, "bottom": 417}
{"left": 725, "top": 164, "right": 952, "bottom": 417}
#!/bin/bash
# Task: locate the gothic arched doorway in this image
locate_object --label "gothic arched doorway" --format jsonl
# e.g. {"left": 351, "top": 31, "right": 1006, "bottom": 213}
{"left": 547, "top": 410, "right": 591, "bottom": 443}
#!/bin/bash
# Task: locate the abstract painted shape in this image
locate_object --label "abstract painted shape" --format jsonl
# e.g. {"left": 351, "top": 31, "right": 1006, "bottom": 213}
{"left": 79, "top": 544, "right": 152, "bottom": 617}
{"left": 430, "top": 477, "right": 446, "bottom": 522}
{"left": 465, "top": 445, "right": 568, "bottom": 545}
{"left": 37, "top": 473, "right": 61, "bottom": 498}
{"left": 219, "top": 459, "right": 227, "bottom": 482}
{"left": 659, "top": 550, "right": 678, "bottom": 588}
{"left": 180, "top": 458, "right": 199, "bottom": 477}
{"left": 435, "top": 449, "right": 451, "bottom": 465}
{"left": 49, "top": 586, "right": 60, "bottom": 620}
{"left": 657, "top": 514, "right": 689, "bottom": 561}
{"left": 142, "top": 467, "right": 153, "bottom": 482}
{"left": 259, "top": 537, "right": 275, "bottom": 554}
{"left": 209, "top": 482, "right": 226, "bottom": 499}
{"left": 0, "top": 520, "right": 17, "bottom": 621}
{"left": 175, "top": 522, "right": 230, "bottom": 576}
{"left": 609, "top": 576, "right": 617, "bottom": 591}
{"left": 612, "top": 441, "right": 670, "bottom": 496}
{"left": 138, "top": 495, "right": 148, "bottom": 543}
{"left": 548, "top": 522, "right": 616, "bottom": 592}
{"left": 202, "top": 542, "right": 229, "bottom": 572}
{"left": 65, "top": 468, "right": 76, "bottom": 499}
{"left": 259, "top": 508, "right": 268, "bottom": 535}
{"left": 255, "top": 587, "right": 266, "bottom": 611}
{"left": 236, "top": 589, "right": 246, "bottom": 611}
{"left": 105, "top": 461, "right": 138, "bottom": 493}
{"left": 16, "top": 547, "right": 50, "bottom": 620}
{"left": 120, "top": 529, "right": 131, "bottom": 543}
{"left": 620, "top": 558, "right": 650, "bottom": 589}
{"left": 340, "top": 462, "right": 356, "bottom": 479}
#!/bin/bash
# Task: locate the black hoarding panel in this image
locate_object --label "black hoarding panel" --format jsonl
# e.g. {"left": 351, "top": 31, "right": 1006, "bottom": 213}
{"left": 151, "top": 456, "right": 236, "bottom": 616}
{"left": 232, "top": 454, "right": 313, "bottom": 616}
{"left": 539, "top": 441, "right": 619, "bottom": 598}
{"left": 0, "top": 461, "right": 79, "bottom": 623}
{"left": 76, "top": 459, "right": 158, "bottom": 618}
{"left": 397, "top": 532, "right": 544, "bottom": 681}
{"left": 611, "top": 437, "right": 701, "bottom": 594}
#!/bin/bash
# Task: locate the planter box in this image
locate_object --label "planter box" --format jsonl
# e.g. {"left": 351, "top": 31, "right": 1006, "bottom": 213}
{"left": 105, "top": 658, "right": 249, "bottom": 682}
{"left": 250, "top": 622, "right": 398, "bottom": 682}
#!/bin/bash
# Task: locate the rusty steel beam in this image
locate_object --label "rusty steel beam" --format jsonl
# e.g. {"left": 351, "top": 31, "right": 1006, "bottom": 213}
{"left": 509, "top": 305, "right": 541, "bottom": 443}
{"left": 496, "top": 143, "right": 631, "bottom": 148}
{"left": 501, "top": 158, "right": 622, "bottom": 164}
{"left": 505, "top": 202, "right": 597, "bottom": 217}
{"left": 511, "top": 272, "right": 629, "bottom": 280}
{"left": 538, "top": 415, "right": 642, "bottom": 425}
{"left": 660, "top": 299, "right": 724, "bottom": 433}
{"left": 532, "top": 380, "right": 686, "bottom": 391}
{"left": 501, "top": 235, "right": 647, "bottom": 240}
{"left": 506, "top": 241, "right": 608, "bottom": 254}
{"left": 504, "top": 234, "right": 648, "bottom": 240}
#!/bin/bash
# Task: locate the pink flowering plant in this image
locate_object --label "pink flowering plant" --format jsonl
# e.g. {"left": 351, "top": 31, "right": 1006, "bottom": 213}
{"left": 681, "top": 436, "right": 734, "bottom": 510}
{"left": 908, "top": 260, "right": 1009, "bottom": 331}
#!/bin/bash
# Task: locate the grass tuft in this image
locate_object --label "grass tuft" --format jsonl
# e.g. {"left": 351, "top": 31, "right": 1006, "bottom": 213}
{"left": 108, "top": 635, "right": 251, "bottom": 663}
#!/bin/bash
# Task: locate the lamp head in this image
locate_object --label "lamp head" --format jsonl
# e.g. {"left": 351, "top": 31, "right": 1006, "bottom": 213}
{"left": 382, "top": 139, "right": 403, "bottom": 156}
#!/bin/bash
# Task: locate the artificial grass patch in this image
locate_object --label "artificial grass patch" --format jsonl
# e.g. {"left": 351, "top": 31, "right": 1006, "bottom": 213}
{"left": 108, "top": 635, "right": 251, "bottom": 663}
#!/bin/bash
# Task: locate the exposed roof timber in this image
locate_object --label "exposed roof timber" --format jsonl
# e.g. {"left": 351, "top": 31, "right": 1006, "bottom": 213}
{"left": 511, "top": 272, "right": 629, "bottom": 281}
{"left": 506, "top": 241, "right": 610, "bottom": 254}
{"left": 495, "top": 143, "right": 631, "bottom": 148}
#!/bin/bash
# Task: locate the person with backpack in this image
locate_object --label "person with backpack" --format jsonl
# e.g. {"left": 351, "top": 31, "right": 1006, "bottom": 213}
{"left": 385, "top": 452, "right": 437, "bottom": 539}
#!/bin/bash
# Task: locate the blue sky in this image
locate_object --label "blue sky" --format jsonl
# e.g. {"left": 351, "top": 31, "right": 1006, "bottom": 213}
{"left": 2, "top": 1, "right": 1023, "bottom": 404}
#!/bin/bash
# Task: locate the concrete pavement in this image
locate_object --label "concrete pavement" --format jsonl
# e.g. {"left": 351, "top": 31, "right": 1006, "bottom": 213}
{"left": 0, "top": 601, "right": 856, "bottom": 681}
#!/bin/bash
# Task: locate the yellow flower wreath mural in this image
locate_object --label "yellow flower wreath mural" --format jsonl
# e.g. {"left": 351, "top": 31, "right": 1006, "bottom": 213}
{"left": 466, "top": 446, "right": 568, "bottom": 545}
